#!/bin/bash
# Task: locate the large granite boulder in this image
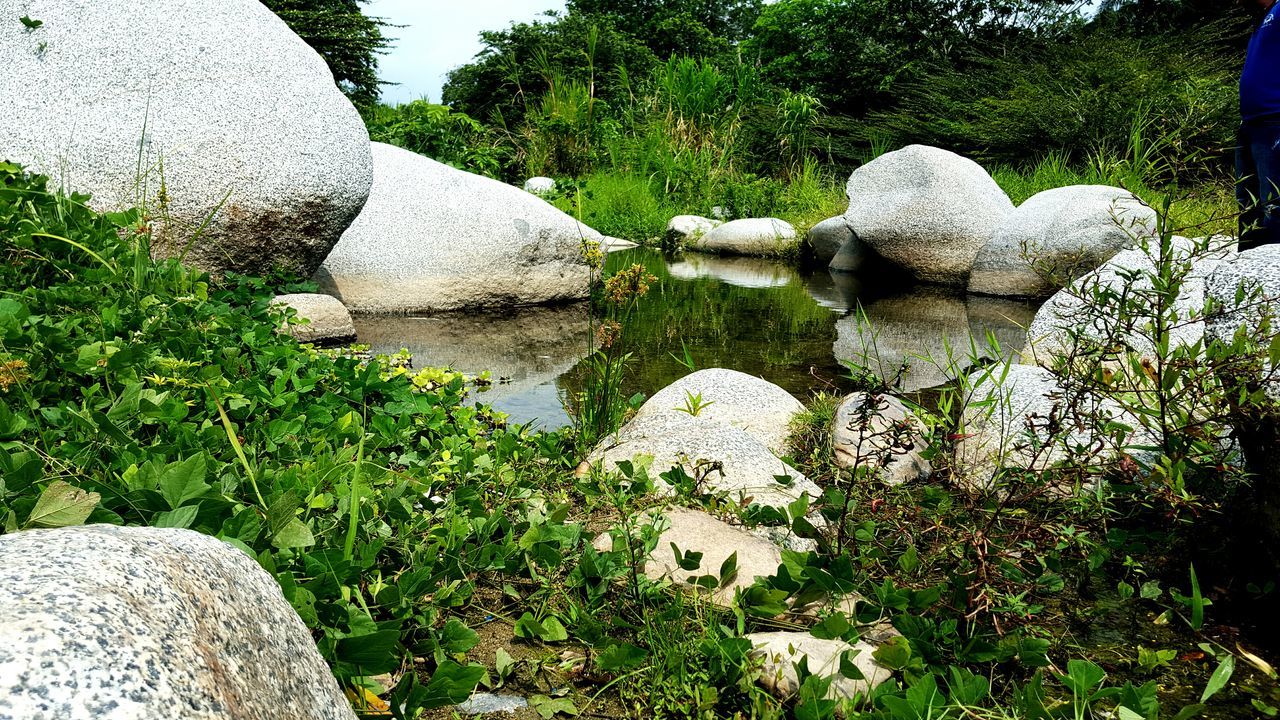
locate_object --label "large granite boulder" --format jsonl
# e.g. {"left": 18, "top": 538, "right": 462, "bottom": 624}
{"left": 589, "top": 413, "right": 821, "bottom": 511}
{"left": 969, "top": 185, "right": 1157, "bottom": 298}
{"left": 0, "top": 0, "right": 372, "bottom": 278}
{"left": 272, "top": 293, "right": 356, "bottom": 346}
{"left": 630, "top": 369, "right": 804, "bottom": 453}
{"left": 1025, "top": 236, "right": 1232, "bottom": 367}
{"left": 843, "top": 145, "right": 1013, "bottom": 286}
{"left": 807, "top": 217, "right": 856, "bottom": 264}
{"left": 953, "top": 364, "right": 1146, "bottom": 491}
{"left": 0, "top": 525, "right": 354, "bottom": 720}
{"left": 833, "top": 393, "right": 931, "bottom": 485}
{"left": 694, "top": 218, "right": 799, "bottom": 257}
{"left": 316, "top": 143, "right": 595, "bottom": 313}
{"left": 1206, "top": 244, "right": 1280, "bottom": 380}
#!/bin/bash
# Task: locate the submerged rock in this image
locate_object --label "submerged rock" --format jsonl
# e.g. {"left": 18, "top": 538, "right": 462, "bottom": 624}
{"left": 272, "top": 293, "right": 356, "bottom": 345}
{"left": 969, "top": 185, "right": 1156, "bottom": 298}
{"left": 0, "top": 0, "right": 372, "bottom": 278}
{"left": 748, "top": 632, "right": 891, "bottom": 703}
{"left": 832, "top": 393, "right": 931, "bottom": 485}
{"left": 694, "top": 218, "right": 799, "bottom": 257}
{"left": 0, "top": 525, "right": 354, "bottom": 720}
{"left": 316, "top": 143, "right": 595, "bottom": 313}
{"left": 630, "top": 368, "right": 804, "bottom": 453}
{"left": 843, "top": 145, "right": 1013, "bottom": 286}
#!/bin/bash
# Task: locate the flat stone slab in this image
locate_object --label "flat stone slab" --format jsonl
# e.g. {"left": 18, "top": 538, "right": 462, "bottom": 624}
{"left": 748, "top": 631, "right": 891, "bottom": 703}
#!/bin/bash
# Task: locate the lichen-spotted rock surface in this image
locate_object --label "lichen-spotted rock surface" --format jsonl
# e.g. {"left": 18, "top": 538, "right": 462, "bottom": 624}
{"left": 0, "top": 0, "right": 372, "bottom": 278}
{"left": 0, "top": 525, "right": 354, "bottom": 720}
{"left": 316, "top": 143, "right": 596, "bottom": 313}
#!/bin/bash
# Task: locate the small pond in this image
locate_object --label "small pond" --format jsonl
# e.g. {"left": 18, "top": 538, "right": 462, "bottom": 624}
{"left": 353, "top": 248, "right": 1039, "bottom": 429}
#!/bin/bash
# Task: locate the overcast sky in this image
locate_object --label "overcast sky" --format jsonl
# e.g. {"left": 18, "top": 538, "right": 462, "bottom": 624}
{"left": 368, "top": 0, "right": 568, "bottom": 105}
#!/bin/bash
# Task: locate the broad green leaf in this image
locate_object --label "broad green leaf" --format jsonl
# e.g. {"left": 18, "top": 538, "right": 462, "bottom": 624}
{"left": 336, "top": 629, "right": 401, "bottom": 674}
{"left": 1200, "top": 655, "right": 1234, "bottom": 703}
{"left": 872, "top": 635, "right": 912, "bottom": 670}
{"left": 153, "top": 505, "right": 199, "bottom": 529}
{"left": 421, "top": 660, "right": 485, "bottom": 709}
{"left": 529, "top": 695, "right": 579, "bottom": 718}
{"left": 596, "top": 642, "right": 648, "bottom": 671}
{"left": 24, "top": 481, "right": 100, "bottom": 529}
{"left": 158, "top": 454, "right": 209, "bottom": 510}
{"left": 271, "top": 517, "right": 315, "bottom": 549}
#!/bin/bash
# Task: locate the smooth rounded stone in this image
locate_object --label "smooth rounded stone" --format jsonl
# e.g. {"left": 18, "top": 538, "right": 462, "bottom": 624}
{"left": 0, "top": 525, "right": 354, "bottom": 720}
{"left": 833, "top": 288, "right": 973, "bottom": 392}
{"left": 272, "top": 293, "right": 356, "bottom": 345}
{"left": 589, "top": 413, "right": 821, "bottom": 510}
{"left": 354, "top": 304, "right": 589, "bottom": 410}
{"left": 829, "top": 235, "right": 872, "bottom": 273}
{"left": 748, "top": 632, "right": 891, "bottom": 703}
{"left": 666, "top": 254, "right": 798, "bottom": 289}
{"left": 1024, "top": 236, "right": 1232, "bottom": 367}
{"left": 968, "top": 185, "right": 1157, "bottom": 298}
{"left": 592, "top": 507, "right": 784, "bottom": 605}
{"left": 523, "top": 176, "right": 557, "bottom": 195}
{"left": 953, "top": 363, "right": 1146, "bottom": 491}
{"left": 0, "top": 0, "right": 371, "bottom": 278}
{"left": 844, "top": 145, "right": 1013, "bottom": 286}
{"left": 665, "top": 215, "right": 721, "bottom": 245}
{"left": 630, "top": 368, "right": 805, "bottom": 453}
{"left": 832, "top": 393, "right": 931, "bottom": 485}
{"left": 1206, "top": 244, "right": 1280, "bottom": 398}
{"left": 808, "top": 217, "right": 856, "bottom": 263}
{"left": 694, "top": 218, "right": 799, "bottom": 257}
{"left": 316, "top": 143, "right": 595, "bottom": 313}
{"left": 457, "top": 693, "right": 529, "bottom": 715}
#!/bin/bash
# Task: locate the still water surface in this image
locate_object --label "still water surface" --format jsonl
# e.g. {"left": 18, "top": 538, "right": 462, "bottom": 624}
{"left": 354, "top": 248, "right": 1037, "bottom": 429}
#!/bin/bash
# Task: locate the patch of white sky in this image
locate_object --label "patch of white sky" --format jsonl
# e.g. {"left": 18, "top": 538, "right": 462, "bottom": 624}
{"left": 367, "top": 0, "right": 568, "bottom": 105}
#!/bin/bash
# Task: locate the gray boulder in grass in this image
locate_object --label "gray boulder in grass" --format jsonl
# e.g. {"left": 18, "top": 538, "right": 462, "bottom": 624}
{"left": 316, "top": 143, "right": 596, "bottom": 313}
{"left": 1206, "top": 244, "right": 1280, "bottom": 400}
{"left": 748, "top": 632, "right": 892, "bottom": 703}
{"left": 665, "top": 215, "right": 721, "bottom": 245}
{"left": 0, "top": 525, "right": 355, "bottom": 720}
{"left": 968, "top": 185, "right": 1157, "bottom": 298}
{"left": 0, "top": 0, "right": 372, "bottom": 278}
{"left": 843, "top": 145, "right": 1013, "bottom": 286}
{"left": 694, "top": 218, "right": 798, "bottom": 256}
{"left": 832, "top": 392, "right": 931, "bottom": 486}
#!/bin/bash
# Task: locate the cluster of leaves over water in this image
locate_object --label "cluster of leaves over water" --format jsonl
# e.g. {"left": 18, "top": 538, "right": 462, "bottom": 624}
{"left": 0, "top": 163, "right": 577, "bottom": 714}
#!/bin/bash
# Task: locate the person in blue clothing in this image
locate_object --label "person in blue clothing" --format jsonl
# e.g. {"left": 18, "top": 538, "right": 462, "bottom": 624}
{"left": 1238, "top": 0, "right": 1280, "bottom": 250}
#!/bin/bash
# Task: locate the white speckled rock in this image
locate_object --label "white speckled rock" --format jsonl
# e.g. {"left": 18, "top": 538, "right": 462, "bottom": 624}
{"left": 808, "top": 217, "right": 856, "bottom": 263}
{"left": 748, "top": 632, "right": 891, "bottom": 702}
{"left": 1024, "top": 236, "right": 1233, "bottom": 366}
{"left": 694, "top": 218, "right": 799, "bottom": 257}
{"left": 523, "top": 176, "right": 557, "bottom": 195}
{"left": 0, "top": 0, "right": 372, "bottom": 278}
{"left": 592, "top": 507, "right": 784, "bottom": 605}
{"left": 954, "top": 364, "right": 1146, "bottom": 491}
{"left": 315, "top": 143, "right": 595, "bottom": 313}
{"left": 631, "top": 369, "right": 804, "bottom": 453}
{"left": 272, "top": 293, "right": 356, "bottom": 345}
{"left": 843, "top": 145, "right": 1013, "bottom": 285}
{"left": 589, "top": 413, "right": 821, "bottom": 510}
{"left": 0, "top": 525, "right": 354, "bottom": 720}
{"left": 833, "top": 393, "right": 931, "bottom": 486}
{"left": 969, "top": 186, "right": 1157, "bottom": 298}
{"left": 601, "top": 236, "right": 639, "bottom": 253}
{"left": 1206, "top": 244, "right": 1280, "bottom": 399}
{"left": 665, "top": 215, "right": 721, "bottom": 245}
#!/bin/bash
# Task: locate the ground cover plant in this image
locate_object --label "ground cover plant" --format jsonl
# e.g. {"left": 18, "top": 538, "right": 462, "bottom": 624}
{"left": 4, "top": 159, "right": 1279, "bottom": 718}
